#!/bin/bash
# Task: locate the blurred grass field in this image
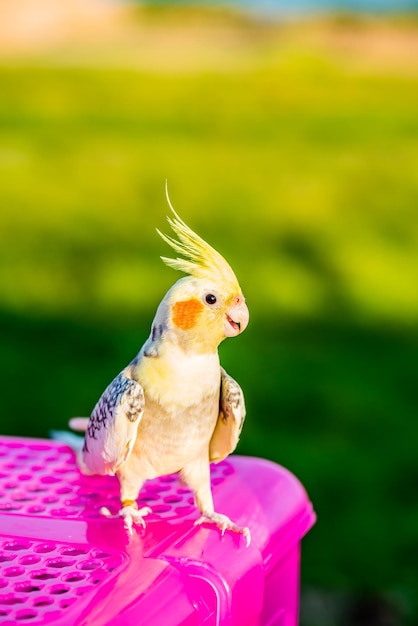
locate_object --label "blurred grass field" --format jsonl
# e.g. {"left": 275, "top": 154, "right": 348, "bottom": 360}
{"left": 1, "top": 4, "right": 418, "bottom": 623}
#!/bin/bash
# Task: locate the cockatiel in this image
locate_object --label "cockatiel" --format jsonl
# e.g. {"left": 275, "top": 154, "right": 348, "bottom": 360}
{"left": 71, "top": 200, "right": 250, "bottom": 543}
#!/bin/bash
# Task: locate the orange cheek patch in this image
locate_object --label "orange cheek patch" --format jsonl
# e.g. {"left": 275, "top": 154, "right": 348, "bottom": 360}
{"left": 172, "top": 298, "right": 204, "bottom": 330}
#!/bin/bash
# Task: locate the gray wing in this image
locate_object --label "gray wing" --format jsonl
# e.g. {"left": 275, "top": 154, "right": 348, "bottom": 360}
{"left": 209, "top": 367, "right": 246, "bottom": 463}
{"left": 81, "top": 371, "right": 144, "bottom": 476}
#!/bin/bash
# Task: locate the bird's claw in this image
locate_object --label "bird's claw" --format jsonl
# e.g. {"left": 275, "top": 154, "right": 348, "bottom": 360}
{"left": 99, "top": 505, "right": 152, "bottom": 535}
{"left": 121, "top": 505, "right": 152, "bottom": 535}
{"left": 195, "top": 512, "right": 251, "bottom": 546}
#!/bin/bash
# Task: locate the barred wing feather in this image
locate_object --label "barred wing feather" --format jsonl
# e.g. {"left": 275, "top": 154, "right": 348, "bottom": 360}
{"left": 82, "top": 372, "right": 145, "bottom": 476}
{"left": 209, "top": 367, "right": 246, "bottom": 463}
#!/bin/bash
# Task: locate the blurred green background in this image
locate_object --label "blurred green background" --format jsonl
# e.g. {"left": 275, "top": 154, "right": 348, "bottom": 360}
{"left": 1, "top": 2, "right": 418, "bottom": 624}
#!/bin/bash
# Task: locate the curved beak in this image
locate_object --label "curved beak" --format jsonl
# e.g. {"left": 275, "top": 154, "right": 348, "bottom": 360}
{"left": 224, "top": 297, "right": 249, "bottom": 338}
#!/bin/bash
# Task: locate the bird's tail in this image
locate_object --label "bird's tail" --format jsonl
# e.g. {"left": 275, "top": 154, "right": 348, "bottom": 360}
{"left": 49, "top": 417, "right": 89, "bottom": 455}
{"left": 68, "top": 417, "right": 89, "bottom": 432}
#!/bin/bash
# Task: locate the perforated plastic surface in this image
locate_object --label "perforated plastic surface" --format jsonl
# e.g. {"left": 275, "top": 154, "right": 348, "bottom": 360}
{"left": 0, "top": 438, "right": 234, "bottom": 520}
{"left": 0, "top": 436, "right": 315, "bottom": 626}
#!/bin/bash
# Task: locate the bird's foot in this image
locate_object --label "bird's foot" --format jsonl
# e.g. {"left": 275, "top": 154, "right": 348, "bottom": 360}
{"left": 120, "top": 504, "right": 152, "bottom": 535}
{"left": 99, "top": 500, "right": 152, "bottom": 535}
{"left": 195, "top": 511, "right": 251, "bottom": 546}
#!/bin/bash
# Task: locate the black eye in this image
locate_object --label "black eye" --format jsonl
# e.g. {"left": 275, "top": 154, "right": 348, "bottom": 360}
{"left": 205, "top": 293, "right": 217, "bottom": 305}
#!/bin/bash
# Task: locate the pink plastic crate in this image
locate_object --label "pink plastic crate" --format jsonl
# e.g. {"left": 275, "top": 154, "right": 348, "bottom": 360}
{"left": 0, "top": 436, "right": 315, "bottom": 625}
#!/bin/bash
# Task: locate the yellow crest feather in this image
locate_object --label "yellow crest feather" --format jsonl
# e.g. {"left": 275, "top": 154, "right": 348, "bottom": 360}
{"left": 157, "top": 186, "right": 239, "bottom": 288}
